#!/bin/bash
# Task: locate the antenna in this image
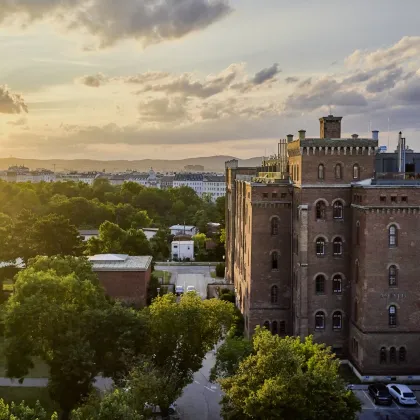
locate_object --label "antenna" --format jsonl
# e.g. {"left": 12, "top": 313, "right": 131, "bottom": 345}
{"left": 387, "top": 117, "right": 390, "bottom": 150}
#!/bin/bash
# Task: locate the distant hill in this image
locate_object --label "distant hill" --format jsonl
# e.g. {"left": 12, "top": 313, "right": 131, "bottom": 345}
{"left": 0, "top": 155, "right": 263, "bottom": 173}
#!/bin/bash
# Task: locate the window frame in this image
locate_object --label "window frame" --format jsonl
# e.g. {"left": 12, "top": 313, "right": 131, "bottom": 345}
{"left": 318, "top": 164, "right": 325, "bottom": 180}
{"left": 271, "top": 320, "right": 278, "bottom": 335}
{"left": 263, "top": 321, "right": 270, "bottom": 330}
{"left": 333, "top": 201, "right": 343, "bottom": 219}
{"left": 390, "top": 346, "right": 397, "bottom": 363}
{"left": 271, "top": 252, "right": 279, "bottom": 270}
{"left": 270, "top": 285, "right": 279, "bottom": 304}
{"left": 389, "top": 265, "right": 397, "bottom": 287}
{"left": 332, "top": 311, "right": 342, "bottom": 330}
{"left": 315, "top": 275, "right": 325, "bottom": 294}
{"left": 315, "top": 312, "right": 325, "bottom": 330}
{"left": 380, "top": 347, "right": 387, "bottom": 364}
{"left": 316, "top": 238, "right": 326, "bottom": 256}
{"left": 353, "top": 164, "right": 360, "bottom": 180}
{"left": 388, "top": 225, "right": 398, "bottom": 247}
{"left": 279, "top": 321, "right": 286, "bottom": 334}
{"left": 399, "top": 347, "right": 406, "bottom": 362}
{"left": 334, "top": 163, "right": 342, "bottom": 180}
{"left": 315, "top": 201, "right": 327, "bottom": 220}
{"left": 388, "top": 305, "right": 397, "bottom": 326}
{"left": 333, "top": 237, "right": 343, "bottom": 256}
{"left": 271, "top": 217, "right": 279, "bottom": 236}
{"left": 332, "top": 275, "right": 342, "bottom": 294}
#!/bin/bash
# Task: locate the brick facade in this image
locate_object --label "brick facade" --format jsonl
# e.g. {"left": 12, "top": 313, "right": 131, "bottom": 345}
{"left": 226, "top": 115, "right": 420, "bottom": 376}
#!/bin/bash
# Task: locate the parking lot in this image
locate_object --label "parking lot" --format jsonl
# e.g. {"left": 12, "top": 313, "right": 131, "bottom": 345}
{"left": 354, "top": 388, "right": 420, "bottom": 419}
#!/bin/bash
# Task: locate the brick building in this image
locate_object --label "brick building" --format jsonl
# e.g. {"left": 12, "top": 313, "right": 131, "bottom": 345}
{"left": 89, "top": 254, "right": 152, "bottom": 307}
{"left": 226, "top": 115, "right": 420, "bottom": 378}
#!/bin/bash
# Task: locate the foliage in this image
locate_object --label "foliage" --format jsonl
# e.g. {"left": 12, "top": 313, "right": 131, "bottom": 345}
{"left": 0, "top": 399, "right": 58, "bottom": 420}
{"left": 219, "top": 291, "right": 235, "bottom": 303}
{"left": 229, "top": 307, "right": 245, "bottom": 338}
{"left": 215, "top": 263, "right": 225, "bottom": 278}
{"left": 219, "top": 328, "right": 361, "bottom": 420}
{"left": 149, "top": 228, "right": 171, "bottom": 261}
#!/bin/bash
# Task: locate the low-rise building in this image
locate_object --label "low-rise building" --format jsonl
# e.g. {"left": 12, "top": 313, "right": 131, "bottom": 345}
{"left": 88, "top": 253, "right": 153, "bottom": 307}
{"left": 169, "top": 224, "right": 197, "bottom": 236}
{"left": 171, "top": 240, "right": 194, "bottom": 261}
{"left": 79, "top": 229, "right": 100, "bottom": 242}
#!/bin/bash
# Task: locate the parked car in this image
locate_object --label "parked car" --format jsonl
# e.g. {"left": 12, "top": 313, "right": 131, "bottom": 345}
{"left": 386, "top": 384, "right": 417, "bottom": 405}
{"left": 368, "top": 383, "right": 392, "bottom": 405}
{"left": 186, "top": 285, "right": 196, "bottom": 292}
{"left": 175, "top": 285, "right": 184, "bottom": 296}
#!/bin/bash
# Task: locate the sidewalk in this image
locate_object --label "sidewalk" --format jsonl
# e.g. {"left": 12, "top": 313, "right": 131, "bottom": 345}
{"left": 348, "top": 384, "right": 420, "bottom": 391}
{"left": 0, "top": 376, "right": 113, "bottom": 390}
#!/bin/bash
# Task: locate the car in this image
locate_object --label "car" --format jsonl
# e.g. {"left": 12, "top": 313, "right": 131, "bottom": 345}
{"left": 186, "top": 285, "right": 196, "bottom": 292}
{"left": 386, "top": 384, "right": 417, "bottom": 405}
{"left": 175, "top": 285, "right": 184, "bottom": 296}
{"left": 368, "top": 383, "right": 392, "bottom": 405}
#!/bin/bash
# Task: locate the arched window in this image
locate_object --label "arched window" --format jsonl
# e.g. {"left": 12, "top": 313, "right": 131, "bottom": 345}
{"left": 332, "top": 311, "right": 342, "bottom": 330}
{"left": 263, "top": 321, "right": 270, "bottom": 330}
{"left": 389, "top": 265, "right": 397, "bottom": 286}
{"left": 335, "top": 164, "right": 342, "bottom": 179}
{"left": 380, "top": 347, "right": 387, "bottom": 364}
{"left": 271, "top": 252, "right": 279, "bottom": 270}
{"left": 355, "top": 259, "right": 359, "bottom": 283}
{"left": 356, "top": 221, "right": 360, "bottom": 246}
{"left": 399, "top": 347, "right": 406, "bottom": 362}
{"left": 315, "top": 275, "right": 325, "bottom": 294}
{"left": 271, "top": 218, "right": 279, "bottom": 235}
{"left": 315, "top": 201, "right": 326, "bottom": 220}
{"left": 297, "top": 165, "right": 300, "bottom": 182}
{"left": 353, "top": 164, "right": 360, "bottom": 180}
{"left": 272, "top": 321, "right": 278, "bottom": 335}
{"left": 390, "top": 347, "right": 397, "bottom": 363}
{"left": 271, "top": 285, "right": 278, "bottom": 304}
{"left": 388, "top": 225, "right": 397, "bottom": 247}
{"left": 315, "top": 312, "right": 325, "bottom": 329}
{"left": 354, "top": 300, "right": 358, "bottom": 322}
{"left": 389, "top": 305, "right": 397, "bottom": 326}
{"left": 333, "top": 275, "right": 342, "bottom": 294}
{"left": 316, "top": 238, "right": 326, "bottom": 256}
{"left": 318, "top": 164, "right": 325, "bottom": 180}
{"left": 333, "top": 201, "right": 343, "bottom": 219}
{"left": 333, "top": 237, "right": 343, "bottom": 256}
{"left": 279, "top": 321, "right": 286, "bottom": 334}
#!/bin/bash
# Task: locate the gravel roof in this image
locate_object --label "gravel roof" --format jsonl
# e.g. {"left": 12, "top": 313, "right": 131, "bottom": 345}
{"left": 88, "top": 254, "right": 152, "bottom": 271}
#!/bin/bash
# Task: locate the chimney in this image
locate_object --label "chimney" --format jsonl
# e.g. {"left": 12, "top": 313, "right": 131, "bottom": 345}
{"left": 298, "top": 130, "right": 306, "bottom": 141}
{"left": 319, "top": 115, "right": 343, "bottom": 139}
{"left": 287, "top": 134, "right": 293, "bottom": 143}
{"left": 372, "top": 130, "right": 379, "bottom": 141}
{"left": 351, "top": 134, "right": 359, "bottom": 139}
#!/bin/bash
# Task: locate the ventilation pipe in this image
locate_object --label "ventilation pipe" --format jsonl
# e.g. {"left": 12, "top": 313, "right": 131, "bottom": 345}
{"left": 287, "top": 134, "right": 294, "bottom": 143}
{"left": 298, "top": 130, "right": 306, "bottom": 141}
{"left": 372, "top": 130, "right": 379, "bottom": 141}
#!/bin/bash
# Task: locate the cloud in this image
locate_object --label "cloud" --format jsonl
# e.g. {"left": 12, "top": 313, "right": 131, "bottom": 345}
{"left": 7, "top": 117, "right": 28, "bottom": 126}
{"left": 0, "top": 85, "right": 28, "bottom": 114}
{"left": 366, "top": 66, "right": 404, "bottom": 93}
{"left": 252, "top": 63, "right": 281, "bottom": 85}
{"left": 0, "top": 0, "right": 232, "bottom": 49}
{"left": 393, "top": 75, "right": 420, "bottom": 104}
{"left": 138, "top": 97, "right": 190, "bottom": 123}
{"left": 123, "top": 72, "right": 171, "bottom": 84}
{"left": 285, "top": 77, "right": 299, "bottom": 84}
{"left": 77, "top": 73, "right": 107, "bottom": 87}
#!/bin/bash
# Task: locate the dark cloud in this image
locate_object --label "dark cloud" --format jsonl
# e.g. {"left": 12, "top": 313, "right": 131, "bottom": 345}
{"left": 0, "top": 85, "right": 28, "bottom": 114}
{"left": 77, "top": 73, "right": 107, "bottom": 87}
{"left": 138, "top": 97, "right": 190, "bottom": 123}
{"left": 123, "top": 72, "right": 170, "bottom": 84}
{"left": 252, "top": 63, "right": 281, "bottom": 85}
{"left": 366, "top": 66, "right": 404, "bottom": 93}
{"left": 285, "top": 77, "right": 299, "bottom": 84}
{"left": 0, "top": 0, "right": 232, "bottom": 48}
{"left": 393, "top": 75, "right": 420, "bottom": 104}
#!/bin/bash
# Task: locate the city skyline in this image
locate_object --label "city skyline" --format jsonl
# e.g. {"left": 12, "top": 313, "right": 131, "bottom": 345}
{"left": 1, "top": 0, "right": 420, "bottom": 160}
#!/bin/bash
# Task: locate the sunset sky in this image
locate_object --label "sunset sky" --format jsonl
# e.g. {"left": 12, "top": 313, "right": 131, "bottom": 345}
{"left": 1, "top": 0, "right": 420, "bottom": 160}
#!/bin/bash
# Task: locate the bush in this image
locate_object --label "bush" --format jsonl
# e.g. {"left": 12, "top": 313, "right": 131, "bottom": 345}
{"left": 215, "top": 263, "right": 225, "bottom": 278}
{"left": 220, "top": 291, "right": 235, "bottom": 304}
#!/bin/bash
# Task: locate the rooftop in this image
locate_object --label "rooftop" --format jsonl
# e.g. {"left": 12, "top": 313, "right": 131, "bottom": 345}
{"left": 88, "top": 254, "right": 152, "bottom": 271}
{"left": 170, "top": 224, "right": 196, "bottom": 230}
{"left": 174, "top": 173, "right": 204, "bottom": 181}
{"left": 289, "top": 137, "right": 378, "bottom": 148}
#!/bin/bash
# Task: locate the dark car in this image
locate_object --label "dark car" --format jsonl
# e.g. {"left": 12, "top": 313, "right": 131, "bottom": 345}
{"left": 368, "top": 383, "right": 393, "bottom": 405}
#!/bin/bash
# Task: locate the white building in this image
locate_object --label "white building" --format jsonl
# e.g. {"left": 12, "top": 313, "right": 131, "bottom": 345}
{"left": 141, "top": 228, "right": 159, "bottom": 240}
{"left": 169, "top": 224, "right": 197, "bottom": 236}
{"left": 203, "top": 175, "right": 225, "bottom": 201}
{"left": 79, "top": 229, "right": 100, "bottom": 242}
{"left": 127, "top": 168, "right": 161, "bottom": 188}
{"left": 173, "top": 173, "right": 204, "bottom": 197}
{"left": 171, "top": 240, "right": 194, "bottom": 261}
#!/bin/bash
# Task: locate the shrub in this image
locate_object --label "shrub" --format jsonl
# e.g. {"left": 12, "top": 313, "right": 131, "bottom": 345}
{"left": 215, "top": 263, "right": 225, "bottom": 278}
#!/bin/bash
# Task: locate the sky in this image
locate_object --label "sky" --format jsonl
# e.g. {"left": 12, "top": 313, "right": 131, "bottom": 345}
{"left": 1, "top": 0, "right": 420, "bottom": 160}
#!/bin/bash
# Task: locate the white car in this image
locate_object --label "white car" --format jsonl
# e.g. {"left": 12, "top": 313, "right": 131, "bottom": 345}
{"left": 186, "top": 285, "right": 196, "bottom": 292}
{"left": 386, "top": 384, "right": 417, "bottom": 405}
{"left": 175, "top": 285, "right": 184, "bottom": 296}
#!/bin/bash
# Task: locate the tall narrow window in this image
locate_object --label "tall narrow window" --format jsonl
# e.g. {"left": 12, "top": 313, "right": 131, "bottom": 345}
{"left": 279, "top": 321, "right": 286, "bottom": 334}
{"left": 263, "top": 321, "right": 270, "bottom": 330}
{"left": 332, "top": 312, "right": 342, "bottom": 330}
{"left": 315, "top": 201, "right": 326, "bottom": 220}
{"left": 315, "top": 275, "right": 325, "bottom": 294}
{"left": 272, "top": 321, "right": 278, "bottom": 335}
{"left": 333, "top": 275, "right": 342, "bottom": 293}
{"left": 353, "top": 164, "right": 360, "bottom": 180}
{"left": 271, "top": 217, "right": 279, "bottom": 235}
{"left": 355, "top": 259, "right": 359, "bottom": 283}
{"left": 316, "top": 238, "right": 326, "bottom": 256}
{"left": 389, "top": 305, "right": 397, "bottom": 326}
{"left": 315, "top": 312, "right": 325, "bottom": 329}
{"left": 389, "top": 265, "right": 397, "bottom": 286}
{"left": 354, "top": 300, "right": 358, "bottom": 322}
{"left": 399, "top": 347, "right": 406, "bottom": 362}
{"left": 333, "top": 237, "right": 343, "bottom": 256}
{"left": 318, "top": 164, "right": 325, "bottom": 180}
{"left": 356, "top": 221, "right": 360, "bottom": 245}
{"left": 271, "top": 252, "right": 279, "bottom": 270}
{"left": 333, "top": 201, "right": 343, "bottom": 219}
{"left": 335, "top": 164, "right": 342, "bottom": 179}
{"left": 297, "top": 165, "right": 300, "bottom": 182}
{"left": 380, "top": 347, "right": 387, "bottom": 364}
{"left": 271, "top": 285, "right": 278, "bottom": 304}
{"left": 389, "top": 225, "right": 397, "bottom": 247}
{"left": 390, "top": 347, "right": 397, "bottom": 363}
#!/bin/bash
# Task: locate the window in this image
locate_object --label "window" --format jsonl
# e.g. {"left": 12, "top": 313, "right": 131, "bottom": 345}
{"left": 316, "top": 238, "right": 326, "bottom": 256}
{"left": 390, "top": 347, "right": 397, "bottom": 363}
{"left": 281, "top": 193, "right": 287, "bottom": 199}
{"left": 271, "top": 252, "right": 279, "bottom": 270}
{"left": 354, "top": 300, "right": 358, "bottom": 322}
{"left": 380, "top": 196, "right": 386, "bottom": 203}
{"left": 353, "top": 164, "right": 360, "bottom": 179}
{"left": 389, "top": 305, "right": 397, "bottom": 326}
{"left": 263, "top": 193, "right": 268, "bottom": 198}
{"left": 271, "top": 285, "right": 278, "bottom": 304}
{"left": 388, "top": 225, "right": 397, "bottom": 247}
{"left": 272, "top": 192, "right": 278, "bottom": 199}
{"left": 315, "top": 312, "right": 325, "bottom": 329}
{"left": 389, "top": 265, "right": 397, "bottom": 286}
{"left": 335, "top": 163, "right": 342, "bottom": 179}
{"left": 315, "top": 201, "right": 326, "bottom": 220}
{"left": 355, "top": 221, "right": 360, "bottom": 246}
{"left": 315, "top": 275, "right": 325, "bottom": 294}
{"left": 318, "top": 164, "right": 325, "bottom": 180}
{"left": 333, "top": 275, "right": 342, "bottom": 293}
{"left": 333, "top": 201, "right": 343, "bottom": 219}
{"left": 401, "top": 196, "right": 408, "bottom": 203}
{"left": 380, "top": 347, "right": 387, "bottom": 364}
{"left": 297, "top": 165, "right": 300, "bottom": 181}
{"left": 279, "top": 321, "right": 286, "bottom": 334}
{"left": 391, "top": 196, "right": 397, "bottom": 203}
{"left": 399, "top": 347, "right": 406, "bottom": 362}
{"left": 271, "top": 218, "right": 279, "bottom": 235}
{"left": 355, "top": 259, "right": 359, "bottom": 283}
{"left": 263, "top": 321, "right": 270, "bottom": 330}
{"left": 333, "top": 237, "right": 343, "bottom": 256}
{"left": 332, "top": 312, "right": 342, "bottom": 330}
{"left": 272, "top": 321, "right": 278, "bottom": 335}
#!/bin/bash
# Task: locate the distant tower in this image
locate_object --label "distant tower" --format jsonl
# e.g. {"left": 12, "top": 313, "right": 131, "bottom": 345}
{"left": 319, "top": 115, "right": 343, "bottom": 139}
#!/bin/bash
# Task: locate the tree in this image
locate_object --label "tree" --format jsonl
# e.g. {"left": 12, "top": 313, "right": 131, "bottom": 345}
{"left": 219, "top": 328, "right": 361, "bottom": 420}
{"left": 0, "top": 399, "right": 58, "bottom": 420}
{"left": 144, "top": 293, "right": 236, "bottom": 416}
{"left": 149, "top": 228, "right": 170, "bottom": 261}
{"left": 0, "top": 213, "right": 14, "bottom": 262}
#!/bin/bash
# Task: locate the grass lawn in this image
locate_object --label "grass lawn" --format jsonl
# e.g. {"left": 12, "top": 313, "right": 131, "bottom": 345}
{"left": 0, "top": 387, "right": 58, "bottom": 415}
{"left": 2, "top": 280, "right": 13, "bottom": 292}
{"left": 154, "top": 270, "right": 172, "bottom": 284}
{"left": 0, "top": 339, "right": 49, "bottom": 378}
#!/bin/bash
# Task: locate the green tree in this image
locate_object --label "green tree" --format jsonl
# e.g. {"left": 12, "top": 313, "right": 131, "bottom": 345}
{"left": 0, "top": 399, "right": 58, "bottom": 420}
{"left": 220, "top": 328, "right": 361, "bottom": 420}
{"left": 149, "top": 229, "right": 170, "bottom": 261}
{"left": 0, "top": 213, "right": 14, "bottom": 262}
